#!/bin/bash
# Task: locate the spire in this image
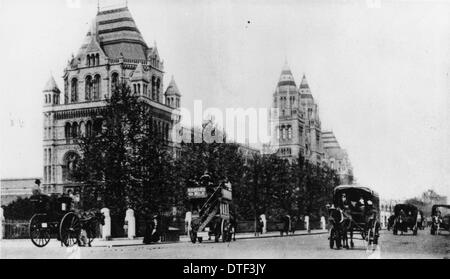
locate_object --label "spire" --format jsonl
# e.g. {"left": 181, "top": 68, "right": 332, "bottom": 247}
{"left": 165, "top": 75, "right": 181, "bottom": 96}
{"left": 43, "top": 75, "right": 60, "bottom": 93}
{"left": 300, "top": 74, "right": 310, "bottom": 89}
{"left": 277, "top": 61, "right": 296, "bottom": 88}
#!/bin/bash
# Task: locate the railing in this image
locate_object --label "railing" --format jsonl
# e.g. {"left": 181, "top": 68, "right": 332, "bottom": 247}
{"left": 4, "top": 220, "right": 29, "bottom": 239}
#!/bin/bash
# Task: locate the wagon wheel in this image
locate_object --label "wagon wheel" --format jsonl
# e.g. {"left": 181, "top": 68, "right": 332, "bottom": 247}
{"left": 29, "top": 214, "right": 51, "bottom": 248}
{"left": 60, "top": 212, "right": 81, "bottom": 247}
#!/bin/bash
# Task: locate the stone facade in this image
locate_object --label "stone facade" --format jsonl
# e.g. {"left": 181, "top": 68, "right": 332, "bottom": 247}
{"left": 42, "top": 7, "right": 181, "bottom": 195}
{"left": 322, "top": 131, "right": 353, "bottom": 184}
{"left": 270, "top": 62, "right": 323, "bottom": 164}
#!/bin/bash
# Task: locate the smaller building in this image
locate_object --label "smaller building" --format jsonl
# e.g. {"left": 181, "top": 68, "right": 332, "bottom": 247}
{"left": 322, "top": 131, "right": 353, "bottom": 184}
{"left": 380, "top": 198, "right": 403, "bottom": 229}
{"left": 1, "top": 178, "right": 41, "bottom": 206}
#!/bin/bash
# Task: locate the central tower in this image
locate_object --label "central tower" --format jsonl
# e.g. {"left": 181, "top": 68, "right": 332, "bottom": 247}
{"left": 41, "top": 6, "right": 182, "bottom": 194}
{"left": 270, "top": 62, "right": 324, "bottom": 164}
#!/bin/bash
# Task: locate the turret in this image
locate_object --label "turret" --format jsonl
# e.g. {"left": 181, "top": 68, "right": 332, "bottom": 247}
{"left": 43, "top": 75, "right": 61, "bottom": 106}
{"left": 130, "top": 62, "right": 149, "bottom": 97}
{"left": 165, "top": 75, "right": 181, "bottom": 109}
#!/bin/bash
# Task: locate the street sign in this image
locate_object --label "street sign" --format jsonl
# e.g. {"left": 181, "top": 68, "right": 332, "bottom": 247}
{"left": 187, "top": 187, "right": 207, "bottom": 199}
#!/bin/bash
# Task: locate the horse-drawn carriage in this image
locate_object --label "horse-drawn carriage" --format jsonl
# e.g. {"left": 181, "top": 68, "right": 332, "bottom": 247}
{"left": 430, "top": 204, "right": 450, "bottom": 235}
{"left": 392, "top": 204, "right": 419, "bottom": 235}
{"left": 327, "top": 185, "right": 380, "bottom": 250}
{"left": 29, "top": 194, "right": 104, "bottom": 248}
{"left": 186, "top": 173, "right": 235, "bottom": 243}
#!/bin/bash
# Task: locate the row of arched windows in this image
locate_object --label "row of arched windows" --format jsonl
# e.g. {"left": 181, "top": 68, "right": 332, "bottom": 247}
{"left": 85, "top": 74, "right": 101, "bottom": 101}
{"left": 279, "top": 147, "right": 292, "bottom": 156}
{"left": 43, "top": 148, "right": 53, "bottom": 183}
{"left": 151, "top": 76, "right": 161, "bottom": 100}
{"left": 64, "top": 120, "right": 102, "bottom": 140}
{"left": 68, "top": 72, "right": 164, "bottom": 103}
{"left": 87, "top": 53, "right": 100, "bottom": 67}
{"left": 276, "top": 125, "right": 293, "bottom": 140}
{"left": 166, "top": 97, "right": 179, "bottom": 108}
{"left": 152, "top": 119, "right": 170, "bottom": 140}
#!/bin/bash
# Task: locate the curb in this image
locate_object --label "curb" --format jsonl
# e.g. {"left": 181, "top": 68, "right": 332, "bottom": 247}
{"left": 93, "top": 231, "right": 329, "bottom": 248}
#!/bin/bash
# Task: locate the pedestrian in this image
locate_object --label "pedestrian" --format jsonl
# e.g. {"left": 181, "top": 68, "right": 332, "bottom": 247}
{"left": 143, "top": 208, "right": 153, "bottom": 244}
{"left": 256, "top": 216, "right": 263, "bottom": 236}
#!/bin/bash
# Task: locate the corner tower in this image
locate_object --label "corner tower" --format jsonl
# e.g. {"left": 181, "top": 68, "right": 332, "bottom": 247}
{"left": 271, "top": 62, "right": 306, "bottom": 160}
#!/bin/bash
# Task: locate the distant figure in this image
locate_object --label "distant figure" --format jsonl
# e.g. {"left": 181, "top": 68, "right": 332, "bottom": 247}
{"left": 256, "top": 216, "right": 263, "bottom": 236}
{"left": 416, "top": 211, "right": 422, "bottom": 229}
{"left": 32, "top": 179, "right": 42, "bottom": 196}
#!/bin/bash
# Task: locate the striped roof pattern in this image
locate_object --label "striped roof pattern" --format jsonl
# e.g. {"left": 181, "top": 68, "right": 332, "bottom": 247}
{"left": 277, "top": 63, "right": 297, "bottom": 90}
{"left": 76, "top": 7, "right": 150, "bottom": 61}
{"left": 96, "top": 7, "right": 148, "bottom": 60}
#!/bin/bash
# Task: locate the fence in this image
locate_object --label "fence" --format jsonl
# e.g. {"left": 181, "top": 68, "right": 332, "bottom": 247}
{"left": 4, "top": 220, "right": 29, "bottom": 239}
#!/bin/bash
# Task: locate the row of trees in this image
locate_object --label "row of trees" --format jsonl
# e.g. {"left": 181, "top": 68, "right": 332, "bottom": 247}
{"left": 71, "top": 84, "right": 342, "bottom": 224}
{"left": 404, "top": 189, "right": 448, "bottom": 216}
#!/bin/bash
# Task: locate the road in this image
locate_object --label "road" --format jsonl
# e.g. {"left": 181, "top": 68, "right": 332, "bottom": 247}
{"left": 1, "top": 230, "right": 449, "bottom": 259}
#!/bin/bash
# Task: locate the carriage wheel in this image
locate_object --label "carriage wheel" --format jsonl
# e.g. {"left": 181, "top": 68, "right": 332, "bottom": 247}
{"left": 59, "top": 212, "right": 81, "bottom": 247}
{"left": 29, "top": 214, "right": 51, "bottom": 248}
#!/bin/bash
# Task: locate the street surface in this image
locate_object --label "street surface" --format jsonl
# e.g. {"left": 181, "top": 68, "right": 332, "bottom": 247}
{"left": 1, "top": 230, "right": 448, "bottom": 259}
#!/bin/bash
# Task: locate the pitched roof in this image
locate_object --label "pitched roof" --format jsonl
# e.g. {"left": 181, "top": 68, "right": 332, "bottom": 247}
{"left": 76, "top": 7, "right": 151, "bottom": 61}
{"left": 130, "top": 62, "right": 148, "bottom": 82}
{"left": 43, "top": 75, "right": 60, "bottom": 93}
{"left": 277, "top": 62, "right": 297, "bottom": 89}
{"left": 165, "top": 75, "right": 181, "bottom": 96}
{"left": 299, "top": 74, "right": 310, "bottom": 89}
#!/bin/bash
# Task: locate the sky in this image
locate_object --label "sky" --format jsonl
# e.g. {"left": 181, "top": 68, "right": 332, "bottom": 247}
{"left": 1, "top": 0, "right": 450, "bottom": 201}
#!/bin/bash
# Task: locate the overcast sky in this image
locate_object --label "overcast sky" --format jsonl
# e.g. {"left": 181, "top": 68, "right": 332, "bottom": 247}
{"left": 1, "top": 0, "right": 449, "bottom": 201}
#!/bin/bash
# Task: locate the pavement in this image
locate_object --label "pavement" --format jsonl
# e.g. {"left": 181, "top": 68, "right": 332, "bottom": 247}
{"left": 1, "top": 229, "right": 448, "bottom": 259}
{"left": 91, "top": 229, "right": 327, "bottom": 247}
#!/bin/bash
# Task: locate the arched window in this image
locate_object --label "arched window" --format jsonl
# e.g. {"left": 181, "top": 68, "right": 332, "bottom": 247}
{"left": 71, "top": 78, "right": 78, "bottom": 102}
{"left": 111, "top": 72, "right": 119, "bottom": 94}
{"left": 72, "top": 122, "right": 78, "bottom": 138}
{"left": 65, "top": 122, "right": 72, "bottom": 139}
{"left": 93, "top": 119, "right": 102, "bottom": 134}
{"left": 93, "top": 74, "right": 101, "bottom": 100}
{"left": 133, "top": 84, "right": 137, "bottom": 94}
{"left": 151, "top": 76, "right": 156, "bottom": 99}
{"left": 64, "top": 79, "right": 69, "bottom": 104}
{"left": 87, "top": 55, "right": 91, "bottom": 66}
{"left": 165, "top": 124, "right": 169, "bottom": 140}
{"left": 79, "top": 121, "right": 85, "bottom": 137}
{"left": 95, "top": 53, "right": 100, "bottom": 66}
{"left": 85, "top": 75, "right": 92, "bottom": 100}
{"left": 86, "top": 121, "right": 92, "bottom": 137}
{"left": 138, "top": 83, "right": 141, "bottom": 94}
{"left": 156, "top": 78, "right": 161, "bottom": 101}
{"left": 62, "top": 151, "right": 80, "bottom": 182}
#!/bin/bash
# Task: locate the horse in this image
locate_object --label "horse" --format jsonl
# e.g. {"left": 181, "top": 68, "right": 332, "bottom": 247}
{"left": 328, "top": 208, "right": 349, "bottom": 249}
